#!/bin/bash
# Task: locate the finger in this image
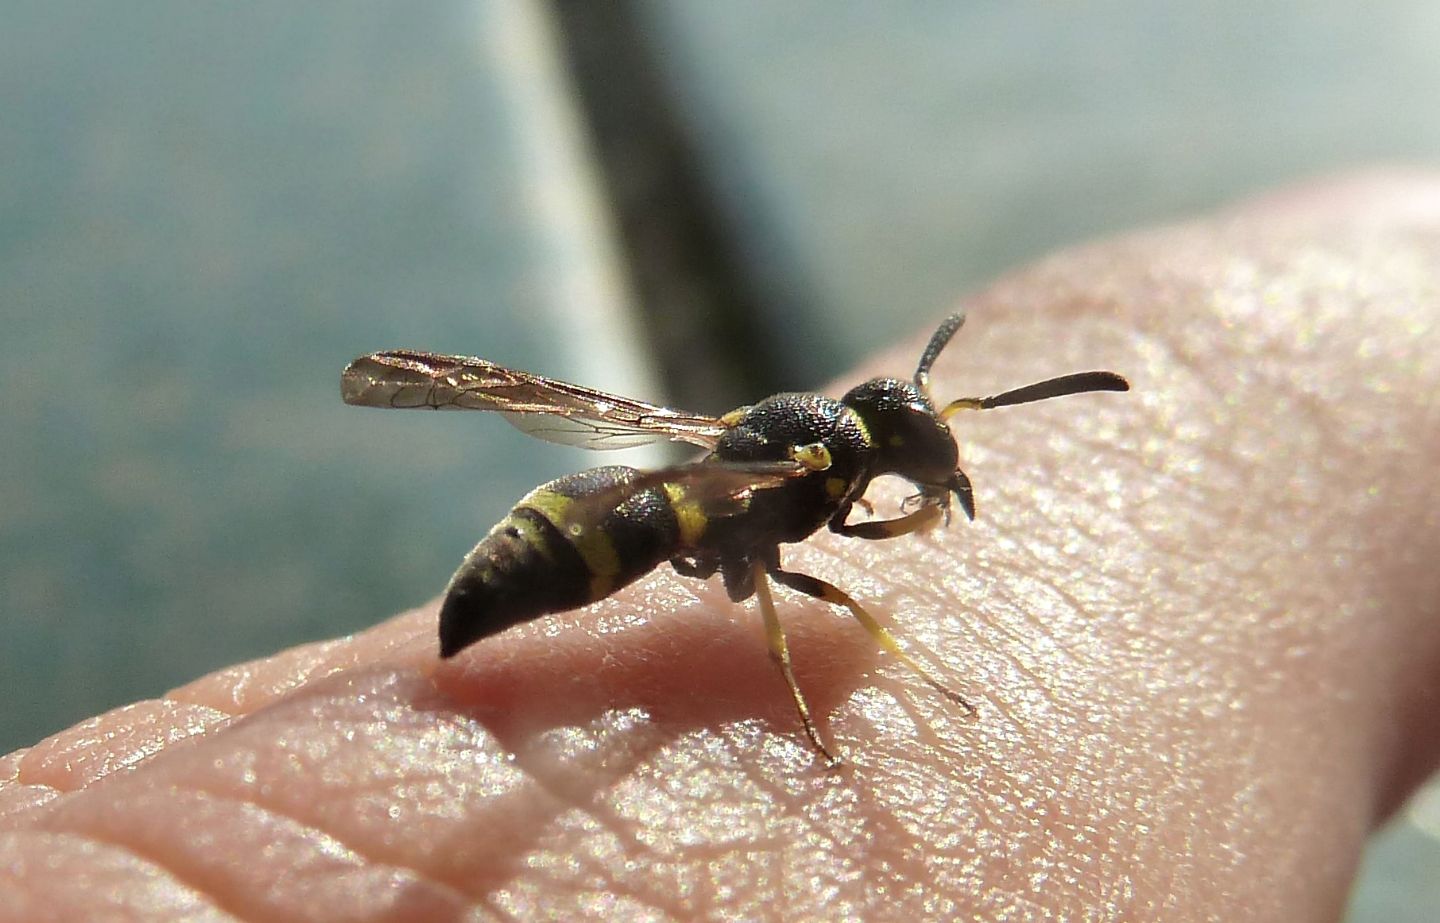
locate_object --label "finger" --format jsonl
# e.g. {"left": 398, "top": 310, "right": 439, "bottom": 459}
{"left": 3, "top": 172, "right": 1439, "bottom": 921}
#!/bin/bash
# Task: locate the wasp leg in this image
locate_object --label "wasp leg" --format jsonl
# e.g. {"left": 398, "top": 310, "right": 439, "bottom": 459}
{"left": 720, "top": 557, "right": 757, "bottom": 602}
{"left": 829, "top": 497, "right": 876, "bottom": 529}
{"left": 751, "top": 560, "right": 841, "bottom": 767}
{"left": 671, "top": 554, "right": 720, "bottom": 580}
{"left": 768, "top": 567, "right": 976, "bottom": 715}
{"left": 829, "top": 502, "right": 945, "bottom": 540}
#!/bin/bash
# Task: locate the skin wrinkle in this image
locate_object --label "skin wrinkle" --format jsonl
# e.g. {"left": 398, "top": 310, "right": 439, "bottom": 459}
{"left": 21, "top": 696, "right": 490, "bottom": 914}
{"left": 490, "top": 812, "right": 648, "bottom": 921}
{"left": 335, "top": 714, "right": 578, "bottom": 897}
{"left": 0, "top": 785, "right": 59, "bottom": 821}
{"left": 849, "top": 633, "right": 1008, "bottom": 774}
{"left": 555, "top": 814, "right": 688, "bottom": 907}
{"left": 171, "top": 640, "right": 354, "bottom": 714}
{"left": 926, "top": 553, "right": 1113, "bottom": 732}
{"left": 476, "top": 893, "right": 518, "bottom": 922}
{"left": 437, "top": 647, "right": 887, "bottom": 910}
{"left": 871, "top": 682, "right": 966, "bottom": 765}
{"left": 167, "top": 618, "right": 435, "bottom": 718}
{"left": 0, "top": 752, "right": 64, "bottom": 821}
{"left": 22, "top": 630, "right": 412, "bottom": 801}
{"left": 0, "top": 831, "right": 236, "bottom": 923}
{"left": 321, "top": 682, "right": 547, "bottom": 897}
{"left": 974, "top": 547, "right": 1105, "bottom": 678}
{"left": 446, "top": 610, "right": 840, "bottom": 794}
{"left": 501, "top": 727, "right": 668, "bottom": 866}
{"left": 965, "top": 387, "right": 1265, "bottom": 909}
{"left": 0, "top": 751, "right": 23, "bottom": 784}
{"left": 855, "top": 752, "right": 978, "bottom": 875}
{"left": 15, "top": 819, "right": 243, "bottom": 922}
{"left": 15, "top": 699, "right": 236, "bottom": 796}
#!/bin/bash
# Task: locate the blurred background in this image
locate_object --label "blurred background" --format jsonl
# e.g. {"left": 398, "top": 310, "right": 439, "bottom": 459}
{"left": 2, "top": 2, "right": 1437, "bottom": 915}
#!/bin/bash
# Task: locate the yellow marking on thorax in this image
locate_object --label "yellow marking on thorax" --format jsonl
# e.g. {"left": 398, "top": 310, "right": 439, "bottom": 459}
{"left": 847, "top": 406, "right": 872, "bottom": 445}
{"left": 825, "top": 476, "right": 849, "bottom": 499}
{"left": 790, "top": 442, "right": 832, "bottom": 471}
{"left": 520, "top": 487, "right": 622, "bottom": 600}
{"left": 663, "top": 482, "right": 708, "bottom": 548}
{"left": 719, "top": 405, "right": 751, "bottom": 427}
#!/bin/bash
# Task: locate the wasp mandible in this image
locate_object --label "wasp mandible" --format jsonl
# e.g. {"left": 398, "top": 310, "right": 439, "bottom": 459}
{"left": 342, "top": 313, "right": 1128, "bottom": 765}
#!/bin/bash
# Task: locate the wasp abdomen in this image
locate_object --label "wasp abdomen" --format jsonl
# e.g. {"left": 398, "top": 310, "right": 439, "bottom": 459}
{"left": 438, "top": 465, "right": 683, "bottom": 657}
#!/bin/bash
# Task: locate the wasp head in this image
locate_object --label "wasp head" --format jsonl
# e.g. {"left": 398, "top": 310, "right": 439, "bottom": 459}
{"left": 841, "top": 376, "right": 974, "bottom": 519}
{"left": 840, "top": 311, "right": 1128, "bottom": 523}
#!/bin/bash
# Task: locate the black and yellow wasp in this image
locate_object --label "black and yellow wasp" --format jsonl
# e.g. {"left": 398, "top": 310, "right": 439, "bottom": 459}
{"left": 341, "top": 313, "right": 1128, "bottom": 765}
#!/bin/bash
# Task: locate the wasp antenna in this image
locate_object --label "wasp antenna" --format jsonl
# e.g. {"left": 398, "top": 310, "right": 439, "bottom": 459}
{"left": 914, "top": 312, "right": 967, "bottom": 393}
{"left": 941, "top": 370, "right": 1129, "bottom": 419}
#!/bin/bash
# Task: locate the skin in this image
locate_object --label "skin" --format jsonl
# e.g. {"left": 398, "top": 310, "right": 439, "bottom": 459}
{"left": 3, "top": 172, "right": 1439, "bottom": 922}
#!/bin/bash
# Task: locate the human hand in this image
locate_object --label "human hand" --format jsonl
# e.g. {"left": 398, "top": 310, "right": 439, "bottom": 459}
{"left": 4, "top": 172, "right": 1438, "bottom": 921}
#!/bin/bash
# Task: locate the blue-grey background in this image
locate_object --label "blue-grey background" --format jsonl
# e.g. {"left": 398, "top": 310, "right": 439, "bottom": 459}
{"left": 2, "top": 2, "right": 1436, "bottom": 916}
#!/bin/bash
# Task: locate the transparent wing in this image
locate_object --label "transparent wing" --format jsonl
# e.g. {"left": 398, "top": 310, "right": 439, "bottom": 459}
{"left": 341, "top": 350, "right": 727, "bottom": 450}
{"left": 499, "top": 411, "right": 683, "bottom": 451}
{"left": 608, "top": 459, "right": 808, "bottom": 519}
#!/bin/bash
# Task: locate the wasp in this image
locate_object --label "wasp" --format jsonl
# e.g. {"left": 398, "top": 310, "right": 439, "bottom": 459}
{"left": 342, "top": 312, "right": 1128, "bottom": 765}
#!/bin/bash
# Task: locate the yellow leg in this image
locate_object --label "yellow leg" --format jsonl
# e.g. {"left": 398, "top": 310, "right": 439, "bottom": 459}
{"left": 770, "top": 568, "right": 976, "bottom": 716}
{"left": 752, "top": 560, "right": 841, "bottom": 767}
{"left": 833, "top": 503, "right": 944, "bottom": 540}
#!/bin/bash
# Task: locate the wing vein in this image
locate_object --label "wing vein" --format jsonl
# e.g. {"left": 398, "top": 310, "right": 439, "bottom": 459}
{"left": 341, "top": 351, "right": 726, "bottom": 450}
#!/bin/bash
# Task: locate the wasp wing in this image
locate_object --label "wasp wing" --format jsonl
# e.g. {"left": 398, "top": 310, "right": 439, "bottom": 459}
{"left": 500, "top": 411, "right": 679, "bottom": 451}
{"left": 597, "top": 459, "right": 806, "bottom": 520}
{"left": 341, "top": 350, "right": 727, "bottom": 450}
